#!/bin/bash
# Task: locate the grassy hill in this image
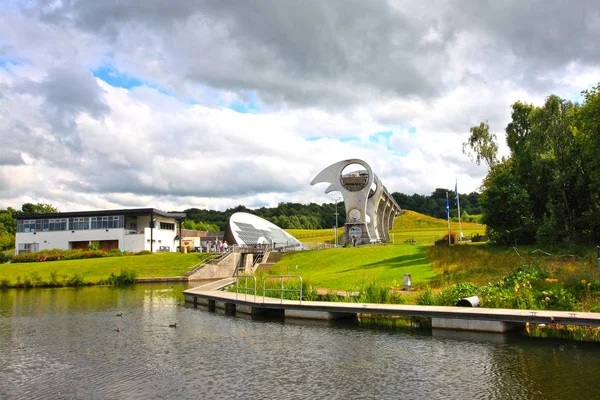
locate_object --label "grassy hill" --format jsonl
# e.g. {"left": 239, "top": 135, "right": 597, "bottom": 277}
{"left": 286, "top": 210, "right": 486, "bottom": 245}
{"left": 391, "top": 210, "right": 485, "bottom": 244}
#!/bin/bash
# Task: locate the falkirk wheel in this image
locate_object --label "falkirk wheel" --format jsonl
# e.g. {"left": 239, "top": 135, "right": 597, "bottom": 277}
{"left": 311, "top": 159, "right": 402, "bottom": 246}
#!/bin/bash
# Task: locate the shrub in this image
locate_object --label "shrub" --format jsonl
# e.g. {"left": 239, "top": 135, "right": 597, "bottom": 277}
{"left": 0, "top": 278, "right": 10, "bottom": 289}
{"left": 0, "top": 252, "right": 11, "bottom": 264}
{"left": 88, "top": 241, "right": 100, "bottom": 250}
{"left": 135, "top": 250, "right": 152, "bottom": 255}
{"left": 67, "top": 273, "right": 85, "bottom": 287}
{"left": 416, "top": 286, "right": 436, "bottom": 305}
{"left": 538, "top": 288, "right": 580, "bottom": 311}
{"left": 105, "top": 269, "right": 137, "bottom": 285}
{"left": 436, "top": 282, "right": 478, "bottom": 306}
{"left": 502, "top": 264, "right": 549, "bottom": 285}
{"left": 435, "top": 232, "right": 457, "bottom": 246}
{"left": 49, "top": 270, "right": 62, "bottom": 287}
{"left": 471, "top": 234, "right": 487, "bottom": 243}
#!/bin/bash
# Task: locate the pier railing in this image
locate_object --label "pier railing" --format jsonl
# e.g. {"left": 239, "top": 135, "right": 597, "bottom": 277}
{"left": 235, "top": 275, "right": 257, "bottom": 302}
{"left": 262, "top": 275, "right": 303, "bottom": 304}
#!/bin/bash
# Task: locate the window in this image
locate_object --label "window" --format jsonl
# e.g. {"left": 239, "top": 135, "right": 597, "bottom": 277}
{"left": 48, "top": 218, "right": 67, "bottom": 231}
{"left": 68, "top": 217, "right": 89, "bottom": 230}
{"left": 90, "top": 215, "right": 123, "bottom": 229}
{"left": 125, "top": 216, "right": 137, "bottom": 230}
{"left": 160, "top": 222, "right": 175, "bottom": 231}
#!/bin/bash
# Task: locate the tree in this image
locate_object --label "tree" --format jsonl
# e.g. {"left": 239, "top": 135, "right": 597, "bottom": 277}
{"left": 21, "top": 203, "right": 59, "bottom": 214}
{"left": 463, "top": 121, "right": 499, "bottom": 169}
{"left": 479, "top": 160, "right": 535, "bottom": 245}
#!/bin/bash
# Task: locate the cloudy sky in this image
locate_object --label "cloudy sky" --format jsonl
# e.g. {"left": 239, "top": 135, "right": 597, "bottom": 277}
{"left": 1, "top": 0, "right": 599, "bottom": 212}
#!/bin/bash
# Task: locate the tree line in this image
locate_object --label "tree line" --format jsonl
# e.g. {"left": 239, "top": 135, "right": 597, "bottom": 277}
{"left": 0, "top": 192, "right": 481, "bottom": 251}
{"left": 464, "top": 83, "right": 600, "bottom": 245}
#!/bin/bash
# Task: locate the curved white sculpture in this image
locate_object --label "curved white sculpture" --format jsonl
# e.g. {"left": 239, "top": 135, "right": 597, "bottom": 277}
{"left": 311, "top": 159, "right": 401, "bottom": 245}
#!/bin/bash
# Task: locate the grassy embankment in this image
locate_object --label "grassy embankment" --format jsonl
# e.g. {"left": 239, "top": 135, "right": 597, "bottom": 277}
{"left": 286, "top": 210, "right": 486, "bottom": 245}
{"left": 0, "top": 252, "right": 214, "bottom": 287}
{"left": 273, "top": 245, "right": 434, "bottom": 290}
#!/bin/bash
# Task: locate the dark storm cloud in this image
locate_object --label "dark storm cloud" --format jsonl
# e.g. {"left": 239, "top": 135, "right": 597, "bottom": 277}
{"left": 444, "top": 0, "right": 600, "bottom": 91}
{"left": 23, "top": 0, "right": 600, "bottom": 107}
{"left": 22, "top": 0, "right": 449, "bottom": 105}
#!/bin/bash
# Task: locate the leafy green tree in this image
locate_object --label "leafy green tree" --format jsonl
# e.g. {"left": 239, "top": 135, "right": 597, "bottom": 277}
{"left": 479, "top": 160, "right": 535, "bottom": 245}
{"left": 21, "top": 203, "right": 59, "bottom": 214}
{"left": 463, "top": 121, "right": 499, "bottom": 169}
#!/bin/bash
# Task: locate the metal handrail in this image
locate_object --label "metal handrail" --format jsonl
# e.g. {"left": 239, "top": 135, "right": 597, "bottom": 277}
{"left": 235, "top": 275, "right": 257, "bottom": 302}
{"left": 262, "top": 275, "right": 303, "bottom": 304}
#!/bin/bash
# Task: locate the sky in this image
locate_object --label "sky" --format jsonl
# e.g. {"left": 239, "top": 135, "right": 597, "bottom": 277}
{"left": 1, "top": 0, "right": 599, "bottom": 212}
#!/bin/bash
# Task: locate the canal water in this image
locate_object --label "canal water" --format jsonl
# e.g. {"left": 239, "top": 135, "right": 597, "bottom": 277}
{"left": 2, "top": 284, "right": 600, "bottom": 399}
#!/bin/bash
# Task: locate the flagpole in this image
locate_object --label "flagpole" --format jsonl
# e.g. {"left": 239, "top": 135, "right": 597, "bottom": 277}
{"left": 446, "top": 192, "right": 451, "bottom": 245}
{"left": 456, "top": 179, "right": 463, "bottom": 242}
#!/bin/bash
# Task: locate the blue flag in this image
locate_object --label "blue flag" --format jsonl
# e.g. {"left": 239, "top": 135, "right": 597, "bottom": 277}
{"left": 446, "top": 193, "right": 450, "bottom": 219}
{"left": 454, "top": 181, "right": 458, "bottom": 205}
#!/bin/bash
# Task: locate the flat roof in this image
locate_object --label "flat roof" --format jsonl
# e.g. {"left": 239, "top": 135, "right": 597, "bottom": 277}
{"left": 15, "top": 208, "right": 187, "bottom": 220}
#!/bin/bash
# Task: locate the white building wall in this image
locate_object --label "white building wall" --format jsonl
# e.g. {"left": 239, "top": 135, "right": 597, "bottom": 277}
{"left": 15, "top": 215, "right": 181, "bottom": 253}
{"left": 16, "top": 229, "right": 125, "bottom": 252}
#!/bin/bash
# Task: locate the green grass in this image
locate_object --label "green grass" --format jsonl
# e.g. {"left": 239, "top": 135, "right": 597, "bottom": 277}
{"left": 0, "top": 252, "right": 213, "bottom": 285}
{"left": 285, "top": 210, "right": 486, "bottom": 245}
{"left": 273, "top": 244, "right": 435, "bottom": 290}
{"left": 391, "top": 210, "right": 485, "bottom": 244}
{"left": 285, "top": 228, "right": 343, "bottom": 244}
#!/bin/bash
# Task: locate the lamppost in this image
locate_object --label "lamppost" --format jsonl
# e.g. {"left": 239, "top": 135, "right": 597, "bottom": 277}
{"left": 333, "top": 196, "right": 341, "bottom": 247}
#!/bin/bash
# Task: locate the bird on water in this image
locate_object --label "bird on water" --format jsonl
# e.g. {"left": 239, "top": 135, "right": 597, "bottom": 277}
{"left": 169, "top": 323, "right": 177, "bottom": 328}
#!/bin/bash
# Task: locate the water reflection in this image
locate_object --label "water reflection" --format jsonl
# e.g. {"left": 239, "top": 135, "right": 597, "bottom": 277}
{"left": 1, "top": 285, "right": 600, "bottom": 399}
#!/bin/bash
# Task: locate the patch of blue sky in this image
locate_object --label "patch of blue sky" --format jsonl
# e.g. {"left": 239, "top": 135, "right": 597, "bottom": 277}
{"left": 369, "top": 131, "right": 393, "bottom": 144}
{"left": 93, "top": 64, "right": 203, "bottom": 104}
{"left": 0, "top": 57, "right": 23, "bottom": 71}
{"left": 568, "top": 83, "right": 597, "bottom": 104}
{"left": 306, "top": 135, "right": 360, "bottom": 142}
{"left": 93, "top": 65, "right": 143, "bottom": 89}
{"left": 229, "top": 91, "right": 261, "bottom": 113}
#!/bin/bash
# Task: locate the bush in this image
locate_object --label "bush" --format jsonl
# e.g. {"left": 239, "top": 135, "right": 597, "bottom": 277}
{"left": 435, "top": 232, "right": 457, "bottom": 246}
{"left": 12, "top": 248, "right": 106, "bottom": 263}
{"left": 416, "top": 286, "right": 436, "bottom": 305}
{"left": 67, "top": 273, "right": 85, "bottom": 286}
{"left": 471, "top": 234, "right": 487, "bottom": 243}
{"left": 538, "top": 288, "right": 580, "bottom": 311}
{"left": 0, "top": 278, "right": 10, "bottom": 289}
{"left": 436, "top": 282, "right": 478, "bottom": 306}
{"left": 49, "top": 270, "right": 62, "bottom": 287}
{"left": 105, "top": 269, "right": 137, "bottom": 285}
{"left": 0, "top": 252, "right": 11, "bottom": 264}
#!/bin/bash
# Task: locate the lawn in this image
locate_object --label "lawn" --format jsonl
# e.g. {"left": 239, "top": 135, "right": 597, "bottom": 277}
{"left": 285, "top": 210, "right": 486, "bottom": 245}
{"left": 273, "top": 244, "right": 435, "bottom": 290}
{"left": 0, "top": 252, "right": 213, "bottom": 285}
{"left": 391, "top": 210, "right": 485, "bottom": 244}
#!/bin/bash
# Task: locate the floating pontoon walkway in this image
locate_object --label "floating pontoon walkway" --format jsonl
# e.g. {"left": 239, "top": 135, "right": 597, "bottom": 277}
{"left": 183, "top": 284, "right": 600, "bottom": 333}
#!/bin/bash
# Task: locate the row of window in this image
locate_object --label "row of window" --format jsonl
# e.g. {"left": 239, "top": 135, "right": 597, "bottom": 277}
{"left": 17, "top": 216, "right": 177, "bottom": 233}
{"left": 17, "top": 216, "right": 124, "bottom": 232}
